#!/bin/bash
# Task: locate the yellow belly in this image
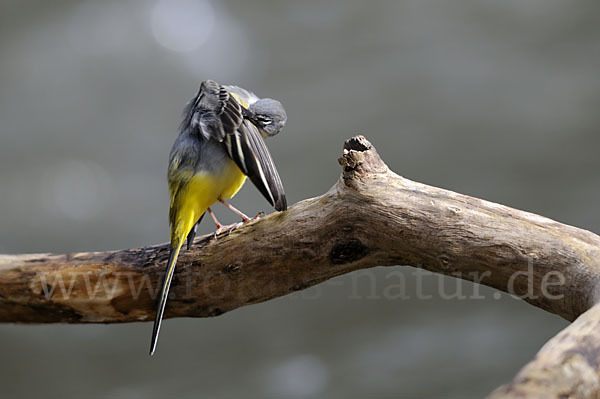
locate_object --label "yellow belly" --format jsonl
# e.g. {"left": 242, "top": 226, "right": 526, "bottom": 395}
{"left": 170, "top": 160, "right": 246, "bottom": 244}
{"left": 217, "top": 159, "right": 248, "bottom": 200}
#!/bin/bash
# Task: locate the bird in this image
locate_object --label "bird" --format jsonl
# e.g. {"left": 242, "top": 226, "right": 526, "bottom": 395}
{"left": 149, "top": 80, "right": 287, "bottom": 355}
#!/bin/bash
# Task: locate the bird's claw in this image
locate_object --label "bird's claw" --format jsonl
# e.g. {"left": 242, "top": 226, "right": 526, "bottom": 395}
{"left": 212, "top": 212, "right": 265, "bottom": 239}
{"left": 240, "top": 211, "right": 264, "bottom": 223}
{"left": 249, "top": 211, "right": 265, "bottom": 222}
{"left": 213, "top": 222, "right": 242, "bottom": 238}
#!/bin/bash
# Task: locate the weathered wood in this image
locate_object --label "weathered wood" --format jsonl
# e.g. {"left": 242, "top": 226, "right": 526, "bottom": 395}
{"left": 1, "top": 135, "right": 600, "bottom": 397}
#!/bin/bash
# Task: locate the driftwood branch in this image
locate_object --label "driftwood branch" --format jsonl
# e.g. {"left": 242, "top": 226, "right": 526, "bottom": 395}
{"left": 1, "top": 135, "right": 599, "bottom": 398}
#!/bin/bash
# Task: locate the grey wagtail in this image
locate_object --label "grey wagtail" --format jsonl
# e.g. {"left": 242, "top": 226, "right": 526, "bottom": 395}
{"left": 150, "top": 80, "right": 287, "bottom": 355}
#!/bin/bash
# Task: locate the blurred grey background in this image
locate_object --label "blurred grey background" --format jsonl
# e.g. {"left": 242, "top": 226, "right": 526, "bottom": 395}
{"left": 1, "top": 0, "right": 599, "bottom": 398}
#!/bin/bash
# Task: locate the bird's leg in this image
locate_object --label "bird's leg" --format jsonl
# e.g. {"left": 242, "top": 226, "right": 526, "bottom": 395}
{"left": 219, "top": 200, "right": 264, "bottom": 222}
{"left": 219, "top": 200, "right": 250, "bottom": 222}
{"left": 207, "top": 207, "right": 240, "bottom": 235}
{"left": 207, "top": 207, "right": 222, "bottom": 228}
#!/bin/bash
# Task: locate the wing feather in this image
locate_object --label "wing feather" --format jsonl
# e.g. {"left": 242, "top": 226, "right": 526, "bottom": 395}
{"left": 183, "top": 80, "right": 287, "bottom": 211}
{"left": 236, "top": 121, "right": 287, "bottom": 211}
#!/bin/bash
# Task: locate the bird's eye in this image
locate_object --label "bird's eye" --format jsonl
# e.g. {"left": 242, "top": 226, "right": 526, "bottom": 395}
{"left": 256, "top": 115, "right": 272, "bottom": 125}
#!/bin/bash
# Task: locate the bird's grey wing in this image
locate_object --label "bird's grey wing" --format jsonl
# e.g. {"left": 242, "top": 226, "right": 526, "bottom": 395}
{"left": 226, "top": 119, "right": 287, "bottom": 211}
{"left": 183, "top": 80, "right": 286, "bottom": 211}
{"left": 167, "top": 134, "right": 201, "bottom": 228}
{"left": 217, "top": 88, "right": 286, "bottom": 211}
{"left": 182, "top": 80, "right": 244, "bottom": 143}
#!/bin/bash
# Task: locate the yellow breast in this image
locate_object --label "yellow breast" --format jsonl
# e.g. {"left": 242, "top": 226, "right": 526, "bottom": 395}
{"left": 216, "top": 158, "right": 247, "bottom": 200}
{"left": 184, "top": 159, "right": 246, "bottom": 210}
{"left": 170, "top": 159, "right": 246, "bottom": 244}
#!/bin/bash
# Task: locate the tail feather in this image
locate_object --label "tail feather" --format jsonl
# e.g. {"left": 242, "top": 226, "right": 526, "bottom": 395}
{"left": 186, "top": 212, "right": 205, "bottom": 250}
{"left": 149, "top": 243, "right": 182, "bottom": 356}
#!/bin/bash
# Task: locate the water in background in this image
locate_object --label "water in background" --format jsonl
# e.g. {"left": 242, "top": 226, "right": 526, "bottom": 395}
{"left": 1, "top": 1, "right": 599, "bottom": 398}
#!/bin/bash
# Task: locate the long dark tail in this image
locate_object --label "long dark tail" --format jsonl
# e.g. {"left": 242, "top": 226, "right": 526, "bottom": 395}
{"left": 149, "top": 242, "right": 182, "bottom": 356}
{"left": 186, "top": 212, "right": 205, "bottom": 250}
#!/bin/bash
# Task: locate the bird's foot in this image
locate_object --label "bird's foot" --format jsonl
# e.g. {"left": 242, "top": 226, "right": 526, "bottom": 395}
{"left": 214, "top": 222, "right": 242, "bottom": 237}
{"left": 239, "top": 211, "right": 265, "bottom": 223}
{"left": 250, "top": 211, "right": 265, "bottom": 222}
{"left": 212, "top": 211, "right": 265, "bottom": 239}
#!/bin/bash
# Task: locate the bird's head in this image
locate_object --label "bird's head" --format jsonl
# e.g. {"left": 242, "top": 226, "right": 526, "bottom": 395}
{"left": 248, "top": 98, "right": 287, "bottom": 137}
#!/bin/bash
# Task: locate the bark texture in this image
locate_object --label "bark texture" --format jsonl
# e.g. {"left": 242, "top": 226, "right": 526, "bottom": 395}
{"left": 1, "top": 135, "right": 599, "bottom": 398}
